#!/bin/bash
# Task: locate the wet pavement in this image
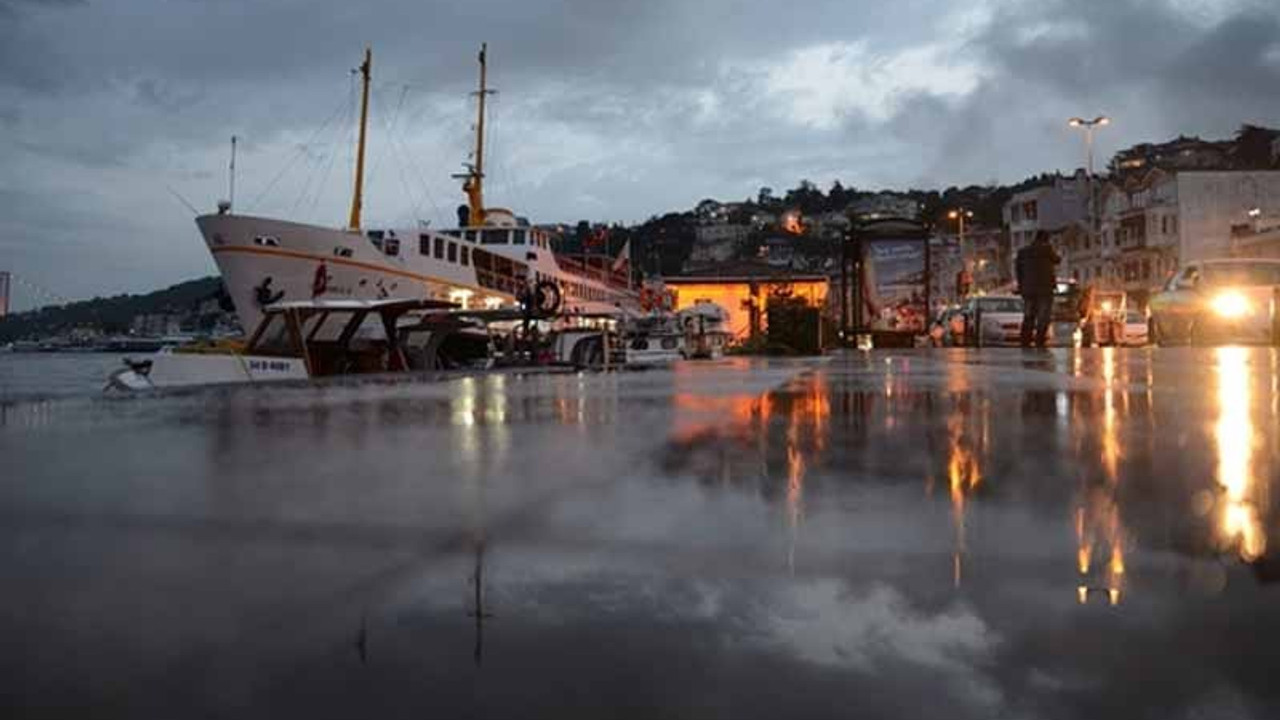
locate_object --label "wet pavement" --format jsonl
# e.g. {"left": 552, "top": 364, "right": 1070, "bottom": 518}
{"left": 2, "top": 348, "right": 1278, "bottom": 719}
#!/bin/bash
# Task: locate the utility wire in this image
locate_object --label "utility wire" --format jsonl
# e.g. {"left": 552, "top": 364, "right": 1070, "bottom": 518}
{"left": 247, "top": 93, "right": 350, "bottom": 213}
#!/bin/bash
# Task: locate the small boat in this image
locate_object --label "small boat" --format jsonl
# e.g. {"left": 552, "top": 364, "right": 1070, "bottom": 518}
{"left": 676, "top": 303, "right": 731, "bottom": 359}
{"left": 104, "top": 297, "right": 537, "bottom": 392}
{"left": 621, "top": 314, "right": 686, "bottom": 367}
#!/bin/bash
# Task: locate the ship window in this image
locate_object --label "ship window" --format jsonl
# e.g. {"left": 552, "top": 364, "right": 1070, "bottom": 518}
{"left": 513, "top": 230, "right": 527, "bottom": 245}
{"left": 333, "top": 246, "right": 353, "bottom": 258}
{"left": 443, "top": 230, "right": 461, "bottom": 238}
{"left": 254, "top": 235, "right": 280, "bottom": 247}
{"left": 461, "top": 246, "right": 470, "bottom": 266}
{"left": 481, "top": 229, "right": 508, "bottom": 245}
{"left": 419, "top": 235, "right": 430, "bottom": 255}
{"left": 447, "top": 242, "right": 458, "bottom": 263}
{"left": 434, "top": 237, "right": 445, "bottom": 259}
{"left": 384, "top": 238, "right": 400, "bottom": 257}
{"left": 464, "top": 230, "right": 478, "bottom": 243}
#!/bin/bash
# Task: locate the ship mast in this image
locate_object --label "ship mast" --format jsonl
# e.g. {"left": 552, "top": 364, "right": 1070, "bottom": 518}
{"left": 459, "top": 43, "right": 494, "bottom": 227}
{"left": 348, "top": 47, "right": 372, "bottom": 232}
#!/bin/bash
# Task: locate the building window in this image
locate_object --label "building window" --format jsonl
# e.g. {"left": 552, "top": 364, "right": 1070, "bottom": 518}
{"left": 447, "top": 242, "right": 457, "bottom": 263}
{"left": 434, "top": 237, "right": 445, "bottom": 259}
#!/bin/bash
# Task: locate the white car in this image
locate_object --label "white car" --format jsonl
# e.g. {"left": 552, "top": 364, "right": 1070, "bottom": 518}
{"left": 960, "top": 296, "right": 1024, "bottom": 347}
{"left": 1149, "top": 259, "right": 1280, "bottom": 345}
{"left": 1123, "top": 310, "right": 1149, "bottom": 346}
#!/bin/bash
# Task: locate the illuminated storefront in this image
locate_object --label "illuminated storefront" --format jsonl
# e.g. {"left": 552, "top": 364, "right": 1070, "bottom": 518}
{"left": 664, "top": 270, "right": 829, "bottom": 341}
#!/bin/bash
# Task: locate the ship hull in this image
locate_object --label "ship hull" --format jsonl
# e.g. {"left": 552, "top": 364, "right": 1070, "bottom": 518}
{"left": 197, "top": 214, "right": 511, "bottom": 331}
{"left": 197, "top": 214, "right": 631, "bottom": 332}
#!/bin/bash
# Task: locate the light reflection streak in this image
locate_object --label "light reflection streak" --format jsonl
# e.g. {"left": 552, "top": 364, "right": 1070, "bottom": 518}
{"left": 946, "top": 401, "right": 982, "bottom": 588}
{"left": 1214, "top": 347, "right": 1267, "bottom": 561}
{"left": 1075, "top": 348, "right": 1126, "bottom": 604}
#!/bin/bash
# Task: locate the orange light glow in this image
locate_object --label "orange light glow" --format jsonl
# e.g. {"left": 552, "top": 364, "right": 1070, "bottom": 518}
{"left": 1214, "top": 347, "right": 1267, "bottom": 561}
{"left": 667, "top": 279, "right": 829, "bottom": 340}
{"left": 783, "top": 211, "right": 804, "bottom": 235}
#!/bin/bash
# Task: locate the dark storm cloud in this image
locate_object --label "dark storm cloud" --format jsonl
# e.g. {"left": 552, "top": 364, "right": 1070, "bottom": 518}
{"left": 1, "top": 0, "right": 1278, "bottom": 306}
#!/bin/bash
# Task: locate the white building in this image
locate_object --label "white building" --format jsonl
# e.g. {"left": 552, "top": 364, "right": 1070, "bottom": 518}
{"left": 848, "top": 193, "right": 921, "bottom": 220}
{"left": 1097, "top": 169, "right": 1280, "bottom": 304}
{"left": 1003, "top": 172, "right": 1089, "bottom": 278}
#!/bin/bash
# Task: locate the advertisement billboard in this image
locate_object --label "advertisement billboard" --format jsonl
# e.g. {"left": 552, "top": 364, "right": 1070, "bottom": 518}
{"left": 860, "top": 238, "right": 928, "bottom": 333}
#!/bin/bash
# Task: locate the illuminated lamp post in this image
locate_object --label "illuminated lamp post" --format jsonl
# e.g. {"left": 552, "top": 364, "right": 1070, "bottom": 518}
{"left": 1069, "top": 116, "right": 1111, "bottom": 280}
{"left": 948, "top": 208, "right": 974, "bottom": 297}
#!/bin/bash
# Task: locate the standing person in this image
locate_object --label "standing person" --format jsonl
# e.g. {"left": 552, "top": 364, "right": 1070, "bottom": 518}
{"left": 1016, "top": 231, "right": 1060, "bottom": 348}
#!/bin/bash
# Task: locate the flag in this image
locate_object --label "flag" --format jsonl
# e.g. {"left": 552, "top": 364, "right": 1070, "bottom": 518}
{"left": 611, "top": 239, "right": 631, "bottom": 273}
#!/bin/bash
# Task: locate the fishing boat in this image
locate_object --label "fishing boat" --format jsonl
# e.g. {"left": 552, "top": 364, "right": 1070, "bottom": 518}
{"left": 198, "top": 45, "right": 636, "bottom": 335}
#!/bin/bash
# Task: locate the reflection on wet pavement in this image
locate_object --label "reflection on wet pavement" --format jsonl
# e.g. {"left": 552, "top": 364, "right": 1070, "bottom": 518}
{"left": 2, "top": 350, "right": 1279, "bottom": 718}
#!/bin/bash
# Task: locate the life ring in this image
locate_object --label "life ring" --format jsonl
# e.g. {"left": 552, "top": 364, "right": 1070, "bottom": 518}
{"left": 312, "top": 263, "right": 328, "bottom": 297}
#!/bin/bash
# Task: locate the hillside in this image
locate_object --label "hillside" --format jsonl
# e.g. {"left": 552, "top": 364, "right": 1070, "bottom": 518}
{"left": 0, "top": 277, "right": 228, "bottom": 342}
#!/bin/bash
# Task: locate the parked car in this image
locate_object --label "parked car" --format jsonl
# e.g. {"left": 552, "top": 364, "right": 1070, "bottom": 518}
{"left": 960, "top": 295, "right": 1024, "bottom": 347}
{"left": 1148, "top": 259, "right": 1280, "bottom": 346}
{"left": 1123, "top": 309, "right": 1149, "bottom": 346}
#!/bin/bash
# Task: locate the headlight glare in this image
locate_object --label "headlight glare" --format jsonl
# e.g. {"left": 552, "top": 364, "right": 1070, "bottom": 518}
{"left": 1210, "top": 291, "right": 1251, "bottom": 318}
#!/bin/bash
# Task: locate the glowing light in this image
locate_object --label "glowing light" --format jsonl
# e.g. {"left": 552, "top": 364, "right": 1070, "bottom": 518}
{"left": 1109, "top": 547, "right": 1125, "bottom": 576}
{"left": 783, "top": 211, "right": 804, "bottom": 235}
{"left": 946, "top": 406, "right": 982, "bottom": 588}
{"left": 1108, "top": 588, "right": 1121, "bottom": 606}
{"left": 1210, "top": 291, "right": 1251, "bottom": 318}
{"left": 449, "top": 288, "right": 475, "bottom": 310}
{"left": 1077, "top": 586, "right": 1088, "bottom": 604}
{"left": 483, "top": 296, "right": 504, "bottom": 310}
{"left": 1214, "top": 347, "right": 1266, "bottom": 560}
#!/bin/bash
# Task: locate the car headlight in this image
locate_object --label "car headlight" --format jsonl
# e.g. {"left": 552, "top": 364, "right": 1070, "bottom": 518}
{"left": 1210, "top": 291, "right": 1251, "bottom": 318}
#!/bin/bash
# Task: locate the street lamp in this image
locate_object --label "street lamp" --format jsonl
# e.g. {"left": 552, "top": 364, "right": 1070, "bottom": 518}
{"left": 1069, "top": 116, "right": 1111, "bottom": 281}
{"left": 948, "top": 209, "right": 975, "bottom": 297}
{"left": 947, "top": 208, "right": 974, "bottom": 259}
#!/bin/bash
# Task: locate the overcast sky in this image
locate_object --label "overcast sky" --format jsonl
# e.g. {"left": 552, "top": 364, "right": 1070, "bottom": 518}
{"left": 1, "top": 0, "right": 1279, "bottom": 308}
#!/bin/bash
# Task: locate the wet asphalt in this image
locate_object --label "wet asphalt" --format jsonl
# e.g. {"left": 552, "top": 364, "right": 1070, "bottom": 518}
{"left": 1, "top": 348, "right": 1278, "bottom": 719}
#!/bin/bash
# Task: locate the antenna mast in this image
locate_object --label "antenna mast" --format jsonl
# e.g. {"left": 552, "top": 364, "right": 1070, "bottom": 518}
{"left": 228, "top": 135, "right": 237, "bottom": 212}
{"left": 348, "top": 47, "right": 372, "bottom": 232}
{"left": 456, "top": 44, "right": 495, "bottom": 227}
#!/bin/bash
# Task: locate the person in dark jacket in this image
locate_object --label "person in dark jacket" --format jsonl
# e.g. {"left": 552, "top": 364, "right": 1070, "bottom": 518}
{"left": 1015, "top": 231, "right": 1060, "bottom": 348}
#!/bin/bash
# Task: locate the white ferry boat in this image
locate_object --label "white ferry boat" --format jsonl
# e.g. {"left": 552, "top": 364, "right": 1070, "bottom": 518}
{"left": 198, "top": 45, "right": 635, "bottom": 333}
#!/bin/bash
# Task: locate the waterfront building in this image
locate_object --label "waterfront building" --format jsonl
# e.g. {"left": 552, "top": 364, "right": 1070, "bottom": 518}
{"left": 664, "top": 263, "right": 828, "bottom": 341}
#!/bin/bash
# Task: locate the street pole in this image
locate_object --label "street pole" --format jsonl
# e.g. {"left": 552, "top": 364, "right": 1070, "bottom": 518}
{"left": 948, "top": 209, "right": 974, "bottom": 298}
{"left": 1069, "top": 116, "right": 1110, "bottom": 284}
